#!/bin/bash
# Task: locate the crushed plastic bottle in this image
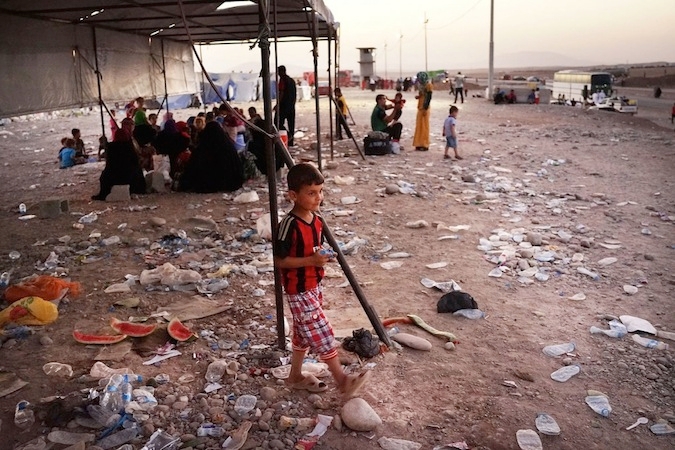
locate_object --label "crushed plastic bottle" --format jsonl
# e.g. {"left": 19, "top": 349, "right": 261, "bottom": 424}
{"left": 577, "top": 267, "right": 600, "bottom": 281}
{"left": 535, "top": 413, "right": 561, "bottom": 435}
{"left": 8, "top": 251, "right": 20, "bottom": 260}
{"left": 632, "top": 334, "right": 669, "bottom": 350}
{"left": 452, "top": 309, "right": 485, "bottom": 319}
{"left": 19, "top": 203, "right": 27, "bottom": 214}
{"left": 78, "top": 212, "right": 98, "bottom": 224}
{"left": 205, "top": 360, "right": 228, "bottom": 383}
{"left": 14, "top": 400, "right": 35, "bottom": 429}
{"left": 542, "top": 342, "right": 575, "bottom": 357}
{"left": 0, "top": 272, "right": 10, "bottom": 288}
{"left": 100, "top": 374, "right": 124, "bottom": 413}
{"left": 90, "top": 361, "right": 136, "bottom": 379}
{"left": 196, "top": 423, "right": 225, "bottom": 437}
{"left": 590, "top": 320, "right": 627, "bottom": 338}
{"left": 585, "top": 394, "right": 611, "bottom": 417}
{"left": 42, "top": 362, "right": 74, "bottom": 378}
{"left": 46, "top": 430, "right": 95, "bottom": 445}
{"left": 234, "top": 394, "right": 257, "bottom": 415}
{"left": 87, "top": 404, "right": 120, "bottom": 427}
{"left": 550, "top": 364, "right": 580, "bottom": 382}
{"left": 140, "top": 429, "right": 180, "bottom": 450}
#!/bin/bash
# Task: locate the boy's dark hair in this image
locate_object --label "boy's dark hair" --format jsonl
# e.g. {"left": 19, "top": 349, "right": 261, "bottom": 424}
{"left": 287, "top": 163, "right": 324, "bottom": 192}
{"left": 376, "top": 94, "right": 385, "bottom": 102}
{"left": 64, "top": 138, "right": 76, "bottom": 148}
{"left": 72, "top": 128, "right": 80, "bottom": 135}
{"left": 449, "top": 105, "right": 459, "bottom": 114}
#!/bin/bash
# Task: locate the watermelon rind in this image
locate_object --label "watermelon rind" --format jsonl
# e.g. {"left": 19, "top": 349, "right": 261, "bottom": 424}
{"left": 110, "top": 318, "right": 157, "bottom": 337}
{"left": 167, "top": 318, "right": 192, "bottom": 342}
{"left": 73, "top": 330, "right": 127, "bottom": 344}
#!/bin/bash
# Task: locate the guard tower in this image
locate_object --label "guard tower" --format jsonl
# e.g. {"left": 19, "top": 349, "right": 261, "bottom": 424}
{"left": 357, "top": 47, "right": 376, "bottom": 81}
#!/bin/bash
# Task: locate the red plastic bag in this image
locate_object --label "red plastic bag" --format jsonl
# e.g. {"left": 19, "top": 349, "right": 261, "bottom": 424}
{"left": 4, "top": 275, "right": 81, "bottom": 303}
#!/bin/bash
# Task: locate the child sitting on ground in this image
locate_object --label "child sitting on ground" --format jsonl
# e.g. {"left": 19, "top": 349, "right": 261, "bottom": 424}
{"left": 385, "top": 92, "right": 406, "bottom": 122}
{"left": 58, "top": 138, "right": 81, "bottom": 168}
{"left": 275, "top": 163, "right": 371, "bottom": 397}
{"left": 71, "top": 128, "right": 86, "bottom": 159}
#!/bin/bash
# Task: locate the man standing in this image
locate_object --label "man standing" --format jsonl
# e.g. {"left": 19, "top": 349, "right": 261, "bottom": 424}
{"left": 371, "top": 94, "right": 403, "bottom": 152}
{"left": 453, "top": 72, "right": 465, "bottom": 104}
{"left": 275, "top": 65, "right": 297, "bottom": 147}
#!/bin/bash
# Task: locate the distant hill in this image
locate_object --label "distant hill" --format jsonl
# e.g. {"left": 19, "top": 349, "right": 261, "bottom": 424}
{"left": 488, "top": 51, "right": 593, "bottom": 69}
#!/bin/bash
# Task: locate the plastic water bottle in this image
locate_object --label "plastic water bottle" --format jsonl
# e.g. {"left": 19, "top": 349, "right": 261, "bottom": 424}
{"left": 19, "top": 203, "right": 27, "bottom": 214}
{"left": 632, "top": 334, "right": 669, "bottom": 350}
{"left": 535, "top": 413, "right": 561, "bottom": 435}
{"left": 87, "top": 404, "right": 120, "bottom": 428}
{"left": 542, "top": 342, "right": 575, "bottom": 357}
{"left": 196, "top": 423, "right": 225, "bottom": 437}
{"left": 452, "top": 309, "right": 485, "bottom": 319}
{"left": 585, "top": 395, "right": 612, "bottom": 417}
{"left": 205, "top": 360, "right": 228, "bottom": 383}
{"left": 233, "top": 394, "right": 257, "bottom": 415}
{"left": 120, "top": 376, "right": 133, "bottom": 408}
{"left": 590, "top": 320, "right": 627, "bottom": 338}
{"left": 14, "top": 400, "right": 35, "bottom": 429}
{"left": 100, "top": 374, "right": 124, "bottom": 413}
{"left": 96, "top": 427, "right": 138, "bottom": 450}
{"left": 550, "top": 364, "right": 580, "bottom": 382}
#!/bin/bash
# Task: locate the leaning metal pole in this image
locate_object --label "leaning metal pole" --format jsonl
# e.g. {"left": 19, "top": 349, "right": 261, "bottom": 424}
{"left": 92, "top": 27, "right": 105, "bottom": 140}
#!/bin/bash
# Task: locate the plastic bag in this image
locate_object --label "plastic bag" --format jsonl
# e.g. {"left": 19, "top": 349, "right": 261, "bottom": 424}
{"left": 0, "top": 296, "right": 59, "bottom": 327}
{"left": 4, "top": 275, "right": 81, "bottom": 303}
{"left": 342, "top": 328, "right": 380, "bottom": 358}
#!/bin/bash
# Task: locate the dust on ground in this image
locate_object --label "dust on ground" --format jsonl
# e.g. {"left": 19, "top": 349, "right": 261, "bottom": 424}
{"left": 0, "top": 86, "right": 674, "bottom": 450}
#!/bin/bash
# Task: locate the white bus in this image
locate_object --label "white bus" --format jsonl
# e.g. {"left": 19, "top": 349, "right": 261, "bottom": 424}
{"left": 551, "top": 71, "right": 613, "bottom": 104}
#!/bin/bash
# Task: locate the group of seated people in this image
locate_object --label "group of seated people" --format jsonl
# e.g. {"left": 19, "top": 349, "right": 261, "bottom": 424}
{"left": 58, "top": 128, "right": 88, "bottom": 168}
{"left": 92, "top": 97, "right": 287, "bottom": 200}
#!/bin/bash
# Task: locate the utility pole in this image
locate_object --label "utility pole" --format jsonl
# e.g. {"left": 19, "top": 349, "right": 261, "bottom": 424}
{"left": 424, "top": 12, "right": 428, "bottom": 72}
{"left": 399, "top": 32, "right": 403, "bottom": 79}
{"left": 488, "top": 0, "right": 494, "bottom": 101}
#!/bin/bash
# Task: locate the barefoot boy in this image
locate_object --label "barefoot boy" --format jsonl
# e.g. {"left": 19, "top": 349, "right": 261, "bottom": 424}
{"left": 275, "top": 163, "right": 370, "bottom": 396}
{"left": 442, "top": 105, "right": 462, "bottom": 160}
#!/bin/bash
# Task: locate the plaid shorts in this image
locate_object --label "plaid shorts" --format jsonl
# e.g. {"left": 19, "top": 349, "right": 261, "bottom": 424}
{"left": 287, "top": 285, "right": 337, "bottom": 360}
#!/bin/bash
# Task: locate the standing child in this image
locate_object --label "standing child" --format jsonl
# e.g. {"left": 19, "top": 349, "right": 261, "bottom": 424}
{"left": 275, "top": 163, "right": 371, "bottom": 397}
{"left": 442, "top": 106, "right": 461, "bottom": 160}
{"left": 71, "top": 128, "right": 86, "bottom": 158}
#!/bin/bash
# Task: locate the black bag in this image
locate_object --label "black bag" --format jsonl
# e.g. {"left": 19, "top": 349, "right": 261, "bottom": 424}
{"left": 364, "top": 136, "right": 391, "bottom": 155}
{"left": 437, "top": 291, "right": 478, "bottom": 313}
{"left": 342, "top": 328, "right": 380, "bottom": 358}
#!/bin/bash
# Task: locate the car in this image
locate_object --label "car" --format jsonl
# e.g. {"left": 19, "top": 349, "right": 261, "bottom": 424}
{"left": 513, "top": 76, "right": 526, "bottom": 81}
{"left": 527, "top": 76, "right": 540, "bottom": 82}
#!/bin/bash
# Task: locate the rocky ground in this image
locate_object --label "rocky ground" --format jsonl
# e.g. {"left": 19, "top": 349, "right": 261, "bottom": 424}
{"left": 0, "top": 87, "right": 674, "bottom": 450}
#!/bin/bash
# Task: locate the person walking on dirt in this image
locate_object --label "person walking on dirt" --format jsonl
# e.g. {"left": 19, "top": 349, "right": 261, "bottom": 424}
{"left": 453, "top": 72, "right": 465, "bottom": 104}
{"left": 333, "top": 88, "right": 353, "bottom": 141}
{"left": 275, "top": 65, "right": 297, "bottom": 147}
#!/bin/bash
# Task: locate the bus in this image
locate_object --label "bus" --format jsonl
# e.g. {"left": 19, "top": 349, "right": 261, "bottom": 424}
{"left": 551, "top": 70, "right": 613, "bottom": 104}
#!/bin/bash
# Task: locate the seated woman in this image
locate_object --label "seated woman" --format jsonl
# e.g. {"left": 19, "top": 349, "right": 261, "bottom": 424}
{"left": 153, "top": 119, "right": 191, "bottom": 182}
{"left": 246, "top": 107, "right": 285, "bottom": 176}
{"left": 91, "top": 129, "right": 146, "bottom": 200}
{"left": 178, "top": 121, "right": 244, "bottom": 193}
{"left": 223, "top": 110, "right": 247, "bottom": 152}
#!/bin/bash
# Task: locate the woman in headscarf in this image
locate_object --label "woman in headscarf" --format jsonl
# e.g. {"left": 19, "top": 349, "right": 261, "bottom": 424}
{"left": 153, "top": 118, "right": 190, "bottom": 183}
{"left": 91, "top": 128, "right": 146, "bottom": 200}
{"left": 178, "top": 121, "right": 244, "bottom": 193}
{"left": 413, "top": 71, "right": 433, "bottom": 151}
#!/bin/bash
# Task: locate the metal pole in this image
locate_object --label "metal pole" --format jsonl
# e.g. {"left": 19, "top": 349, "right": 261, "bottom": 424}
{"left": 424, "top": 12, "right": 428, "bottom": 72}
{"left": 161, "top": 39, "right": 169, "bottom": 115}
{"left": 92, "top": 28, "right": 105, "bottom": 140}
{"left": 311, "top": 10, "right": 322, "bottom": 171}
{"left": 488, "top": 0, "right": 494, "bottom": 102}
{"left": 399, "top": 32, "right": 403, "bottom": 80}
{"left": 327, "top": 25, "right": 334, "bottom": 160}
{"left": 257, "top": 0, "right": 285, "bottom": 351}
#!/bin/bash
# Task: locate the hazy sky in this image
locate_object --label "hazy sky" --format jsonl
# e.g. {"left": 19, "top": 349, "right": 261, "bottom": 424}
{"left": 197, "top": 0, "right": 674, "bottom": 75}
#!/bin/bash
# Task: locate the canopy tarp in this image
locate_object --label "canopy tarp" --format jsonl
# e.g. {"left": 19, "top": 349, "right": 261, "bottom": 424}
{"left": 0, "top": 0, "right": 337, "bottom": 118}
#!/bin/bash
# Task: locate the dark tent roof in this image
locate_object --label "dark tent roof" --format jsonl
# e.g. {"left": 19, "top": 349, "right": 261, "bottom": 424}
{"left": 0, "top": 0, "right": 337, "bottom": 43}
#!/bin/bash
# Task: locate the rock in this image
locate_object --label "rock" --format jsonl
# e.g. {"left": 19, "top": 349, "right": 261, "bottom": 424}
{"left": 38, "top": 199, "right": 70, "bottom": 218}
{"left": 185, "top": 215, "right": 218, "bottom": 230}
{"left": 444, "top": 342, "right": 456, "bottom": 351}
{"left": 325, "top": 161, "right": 339, "bottom": 170}
{"left": 385, "top": 184, "right": 400, "bottom": 195}
{"left": 462, "top": 174, "right": 476, "bottom": 183}
{"left": 377, "top": 437, "right": 422, "bottom": 450}
{"left": 405, "top": 220, "right": 429, "bottom": 229}
{"left": 150, "top": 217, "right": 166, "bottom": 227}
{"left": 40, "top": 335, "right": 54, "bottom": 346}
{"left": 580, "top": 239, "right": 593, "bottom": 248}
{"left": 519, "top": 249, "right": 534, "bottom": 259}
{"left": 145, "top": 171, "right": 167, "bottom": 193}
{"left": 106, "top": 185, "right": 131, "bottom": 202}
{"left": 623, "top": 285, "right": 638, "bottom": 295}
{"left": 333, "top": 414, "right": 343, "bottom": 432}
{"left": 341, "top": 398, "right": 382, "bottom": 431}
{"left": 525, "top": 233, "right": 543, "bottom": 246}
{"left": 259, "top": 387, "right": 277, "bottom": 402}
{"left": 391, "top": 333, "right": 432, "bottom": 351}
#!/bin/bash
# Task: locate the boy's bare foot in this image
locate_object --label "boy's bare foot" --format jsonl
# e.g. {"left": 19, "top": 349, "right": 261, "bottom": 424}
{"left": 455, "top": 155, "right": 463, "bottom": 160}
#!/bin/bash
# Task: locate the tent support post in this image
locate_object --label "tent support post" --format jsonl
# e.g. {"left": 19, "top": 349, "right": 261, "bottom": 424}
{"left": 92, "top": 27, "right": 105, "bottom": 141}
{"left": 310, "top": 9, "right": 322, "bottom": 171}
{"left": 327, "top": 26, "right": 334, "bottom": 161}
{"left": 258, "top": 1, "right": 286, "bottom": 351}
{"left": 161, "top": 39, "right": 169, "bottom": 115}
